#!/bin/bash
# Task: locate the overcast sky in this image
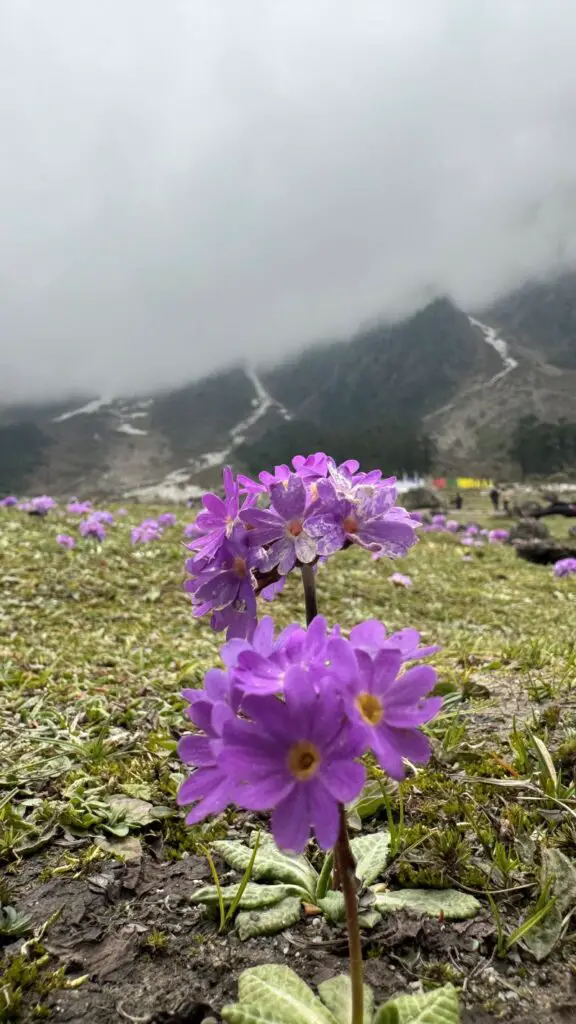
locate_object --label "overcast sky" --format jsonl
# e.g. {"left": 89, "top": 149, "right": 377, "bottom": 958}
{"left": 2, "top": 0, "right": 576, "bottom": 403}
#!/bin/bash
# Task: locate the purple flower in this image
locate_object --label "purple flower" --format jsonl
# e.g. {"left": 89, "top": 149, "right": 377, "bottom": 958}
{"left": 292, "top": 452, "right": 329, "bottom": 481}
{"left": 240, "top": 474, "right": 317, "bottom": 574}
{"left": 80, "top": 517, "right": 106, "bottom": 541}
{"left": 185, "top": 528, "right": 259, "bottom": 638}
{"left": 56, "top": 533, "right": 76, "bottom": 549}
{"left": 554, "top": 558, "right": 576, "bottom": 578}
{"left": 177, "top": 672, "right": 240, "bottom": 825}
{"left": 390, "top": 572, "right": 412, "bottom": 588}
{"left": 132, "top": 519, "right": 163, "bottom": 544}
{"left": 307, "top": 481, "right": 417, "bottom": 561}
{"left": 183, "top": 522, "right": 197, "bottom": 539}
{"left": 28, "top": 496, "right": 56, "bottom": 516}
{"left": 342, "top": 648, "right": 441, "bottom": 779}
{"left": 67, "top": 500, "right": 92, "bottom": 515}
{"left": 446, "top": 520, "right": 460, "bottom": 533}
{"left": 158, "top": 512, "right": 177, "bottom": 527}
{"left": 117, "top": 508, "right": 128, "bottom": 516}
{"left": 91, "top": 510, "right": 114, "bottom": 524}
{"left": 488, "top": 529, "right": 509, "bottom": 543}
{"left": 220, "top": 669, "right": 366, "bottom": 851}
{"left": 0, "top": 496, "right": 18, "bottom": 507}
{"left": 465, "top": 524, "right": 480, "bottom": 536}
{"left": 410, "top": 511, "right": 423, "bottom": 523}
{"left": 431, "top": 514, "right": 446, "bottom": 529}
{"left": 348, "top": 620, "right": 440, "bottom": 662}
{"left": 190, "top": 467, "right": 249, "bottom": 561}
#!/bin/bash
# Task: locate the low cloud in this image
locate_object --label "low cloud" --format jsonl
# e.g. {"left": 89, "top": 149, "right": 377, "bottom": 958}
{"left": 2, "top": 0, "right": 576, "bottom": 402}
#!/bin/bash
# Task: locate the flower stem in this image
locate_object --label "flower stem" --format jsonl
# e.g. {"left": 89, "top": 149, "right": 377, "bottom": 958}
{"left": 299, "top": 564, "right": 363, "bottom": 1024}
{"left": 301, "top": 563, "right": 318, "bottom": 626}
{"left": 335, "top": 804, "right": 363, "bottom": 1024}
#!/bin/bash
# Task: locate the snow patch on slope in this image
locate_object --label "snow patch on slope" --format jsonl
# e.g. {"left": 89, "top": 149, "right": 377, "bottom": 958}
{"left": 125, "top": 368, "right": 291, "bottom": 501}
{"left": 53, "top": 397, "right": 113, "bottom": 422}
{"left": 117, "top": 423, "right": 148, "bottom": 437}
{"left": 468, "top": 317, "right": 518, "bottom": 384}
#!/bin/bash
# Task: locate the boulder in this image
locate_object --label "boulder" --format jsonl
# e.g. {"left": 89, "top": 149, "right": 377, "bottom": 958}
{"left": 402, "top": 487, "right": 443, "bottom": 512}
{"left": 509, "top": 518, "right": 550, "bottom": 543}
{"left": 515, "top": 540, "right": 576, "bottom": 566}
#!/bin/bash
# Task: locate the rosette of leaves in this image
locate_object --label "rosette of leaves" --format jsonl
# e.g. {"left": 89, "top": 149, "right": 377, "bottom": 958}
{"left": 192, "top": 830, "right": 481, "bottom": 939}
{"left": 221, "top": 965, "right": 460, "bottom": 1024}
{"left": 192, "top": 830, "right": 392, "bottom": 939}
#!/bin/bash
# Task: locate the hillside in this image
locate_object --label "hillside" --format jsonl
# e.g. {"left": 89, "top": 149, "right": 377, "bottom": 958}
{"left": 1, "top": 282, "right": 576, "bottom": 498}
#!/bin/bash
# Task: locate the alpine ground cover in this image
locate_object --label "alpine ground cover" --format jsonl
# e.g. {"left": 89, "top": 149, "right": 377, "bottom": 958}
{"left": 1, "top": 495, "right": 575, "bottom": 1023}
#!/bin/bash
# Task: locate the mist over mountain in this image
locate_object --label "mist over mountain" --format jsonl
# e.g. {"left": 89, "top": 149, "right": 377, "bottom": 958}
{"left": 2, "top": 276, "right": 575, "bottom": 498}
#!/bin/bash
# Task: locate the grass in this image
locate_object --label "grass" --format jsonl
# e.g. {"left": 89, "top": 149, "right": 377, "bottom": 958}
{"left": 1, "top": 497, "right": 576, "bottom": 1016}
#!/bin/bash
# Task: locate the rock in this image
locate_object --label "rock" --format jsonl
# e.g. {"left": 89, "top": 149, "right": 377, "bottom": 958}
{"left": 509, "top": 518, "right": 550, "bottom": 543}
{"left": 403, "top": 487, "right": 443, "bottom": 512}
{"left": 514, "top": 541, "right": 576, "bottom": 565}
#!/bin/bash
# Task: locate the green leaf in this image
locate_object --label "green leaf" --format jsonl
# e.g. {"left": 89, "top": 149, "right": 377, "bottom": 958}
{"left": 212, "top": 838, "right": 317, "bottom": 897}
{"left": 0, "top": 904, "right": 32, "bottom": 938}
{"left": 350, "top": 831, "right": 391, "bottom": 885}
{"left": 106, "top": 795, "right": 155, "bottom": 826}
{"left": 222, "top": 965, "right": 338, "bottom": 1024}
{"left": 192, "top": 882, "right": 303, "bottom": 910}
{"left": 316, "top": 850, "right": 334, "bottom": 901}
{"left": 348, "top": 780, "right": 390, "bottom": 821}
{"left": 373, "top": 984, "right": 460, "bottom": 1024}
{"left": 520, "top": 849, "right": 576, "bottom": 961}
{"left": 317, "top": 890, "right": 345, "bottom": 922}
{"left": 236, "top": 897, "right": 302, "bottom": 941}
{"left": 373, "top": 889, "right": 480, "bottom": 920}
{"left": 95, "top": 835, "right": 142, "bottom": 861}
{"left": 317, "top": 975, "right": 374, "bottom": 1024}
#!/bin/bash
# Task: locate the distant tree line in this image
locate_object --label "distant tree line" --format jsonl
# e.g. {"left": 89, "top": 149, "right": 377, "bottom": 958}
{"left": 510, "top": 416, "right": 576, "bottom": 477}
{"left": 237, "top": 418, "right": 437, "bottom": 478}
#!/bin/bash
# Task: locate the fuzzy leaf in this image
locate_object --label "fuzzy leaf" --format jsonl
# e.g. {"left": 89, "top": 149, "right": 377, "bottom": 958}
{"left": 350, "top": 831, "right": 391, "bottom": 885}
{"left": 317, "top": 975, "right": 374, "bottom": 1024}
{"left": 0, "top": 904, "right": 32, "bottom": 938}
{"left": 192, "top": 882, "right": 302, "bottom": 910}
{"left": 348, "top": 780, "right": 390, "bottom": 821}
{"left": 373, "top": 984, "right": 460, "bottom": 1024}
{"left": 106, "top": 795, "right": 155, "bottom": 825}
{"left": 317, "top": 890, "right": 345, "bottom": 922}
{"left": 95, "top": 835, "right": 142, "bottom": 861}
{"left": 212, "top": 838, "right": 317, "bottom": 896}
{"left": 222, "top": 965, "right": 338, "bottom": 1024}
{"left": 316, "top": 851, "right": 334, "bottom": 901}
{"left": 236, "top": 897, "right": 302, "bottom": 941}
{"left": 373, "top": 889, "right": 480, "bottom": 920}
{"left": 522, "top": 848, "right": 576, "bottom": 961}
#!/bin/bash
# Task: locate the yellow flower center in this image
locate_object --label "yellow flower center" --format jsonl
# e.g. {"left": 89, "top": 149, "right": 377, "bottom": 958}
{"left": 356, "top": 692, "right": 384, "bottom": 726}
{"left": 287, "top": 519, "right": 303, "bottom": 537}
{"left": 343, "top": 515, "right": 359, "bottom": 534}
{"left": 287, "top": 740, "right": 321, "bottom": 781}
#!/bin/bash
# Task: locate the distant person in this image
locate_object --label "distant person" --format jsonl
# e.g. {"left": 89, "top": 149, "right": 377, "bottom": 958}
{"left": 453, "top": 492, "right": 463, "bottom": 510}
{"left": 489, "top": 486, "right": 500, "bottom": 511}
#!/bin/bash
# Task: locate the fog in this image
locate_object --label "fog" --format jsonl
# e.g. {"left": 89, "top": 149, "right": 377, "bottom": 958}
{"left": 2, "top": 0, "right": 576, "bottom": 403}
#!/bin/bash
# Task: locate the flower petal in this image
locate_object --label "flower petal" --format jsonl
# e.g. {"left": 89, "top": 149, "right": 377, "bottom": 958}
{"left": 271, "top": 785, "right": 310, "bottom": 853}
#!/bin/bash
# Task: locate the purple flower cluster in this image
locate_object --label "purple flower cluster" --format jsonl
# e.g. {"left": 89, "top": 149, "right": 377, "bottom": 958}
{"left": 80, "top": 516, "right": 107, "bottom": 541}
{"left": 56, "top": 533, "right": 76, "bottom": 549}
{"left": 132, "top": 518, "right": 163, "bottom": 544}
{"left": 67, "top": 500, "right": 93, "bottom": 515}
{"left": 178, "top": 616, "right": 441, "bottom": 851}
{"left": 488, "top": 528, "right": 510, "bottom": 544}
{"left": 185, "top": 458, "right": 418, "bottom": 639}
{"left": 22, "top": 495, "right": 57, "bottom": 516}
{"left": 158, "top": 512, "right": 177, "bottom": 527}
{"left": 0, "top": 496, "right": 18, "bottom": 507}
{"left": 554, "top": 558, "right": 576, "bottom": 578}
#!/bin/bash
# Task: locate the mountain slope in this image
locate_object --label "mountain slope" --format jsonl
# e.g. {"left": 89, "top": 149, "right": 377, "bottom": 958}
{"left": 1, "top": 283, "right": 575, "bottom": 497}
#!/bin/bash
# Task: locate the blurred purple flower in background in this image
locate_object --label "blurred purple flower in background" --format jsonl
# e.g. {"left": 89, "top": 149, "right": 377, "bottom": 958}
{"left": 80, "top": 517, "right": 107, "bottom": 541}
{"left": 488, "top": 529, "right": 510, "bottom": 543}
{"left": 28, "top": 496, "right": 56, "bottom": 516}
{"left": 554, "top": 558, "right": 576, "bottom": 578}
{"left": 67, "top": 500, "right": 92, "bottom": 515}
{"left": 158, "top": 512, "right": 177, "bottom": 527}
{"left": 56, "top": 534, "right": 76, "bottom": 549}
{"left": 0, "top": 496, "right": 18, "bottom": 507}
